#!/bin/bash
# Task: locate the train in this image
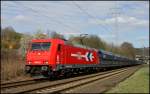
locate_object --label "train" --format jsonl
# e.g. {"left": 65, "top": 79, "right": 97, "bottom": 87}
{"left": 25, "top": 38, "right": 143, "bottom": 78}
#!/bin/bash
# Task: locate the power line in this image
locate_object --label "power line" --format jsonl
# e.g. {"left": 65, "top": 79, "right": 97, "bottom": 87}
{"left": 13, "top": 1, "right": 82, "bottom": 35}
{"left": 72, "top": 1, "right": 112, "bottom": 33}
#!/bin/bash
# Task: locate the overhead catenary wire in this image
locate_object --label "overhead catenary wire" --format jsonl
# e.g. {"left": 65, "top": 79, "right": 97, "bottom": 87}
{"left": 12, "top": 1, "right": 82, "bottom": 35}
{"left": 72, "top": 1, "right": 113, "bottom": 33}
{"left": 3, "top": 1, "right": 114, "bottom": 36}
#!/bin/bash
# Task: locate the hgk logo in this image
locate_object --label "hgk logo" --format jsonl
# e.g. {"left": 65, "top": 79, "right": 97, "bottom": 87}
{"left": 71, "top": 52, "right": 94, "bottom": 62}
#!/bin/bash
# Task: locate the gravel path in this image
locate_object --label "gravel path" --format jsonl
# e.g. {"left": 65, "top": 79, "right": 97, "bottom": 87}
{"left": 60, "top": 65, "right": 141, "bottom": 93}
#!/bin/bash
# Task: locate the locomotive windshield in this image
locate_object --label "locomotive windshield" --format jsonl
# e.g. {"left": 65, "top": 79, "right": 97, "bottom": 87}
{"left": 31, "top": 42, "right": 51, "bottom": 51}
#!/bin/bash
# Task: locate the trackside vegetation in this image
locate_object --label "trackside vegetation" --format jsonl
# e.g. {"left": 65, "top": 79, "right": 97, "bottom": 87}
{"left": 106, "top": 65, "right": 149, "bottom": 93}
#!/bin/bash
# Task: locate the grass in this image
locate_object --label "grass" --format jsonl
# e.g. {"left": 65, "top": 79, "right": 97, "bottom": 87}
{"left": 106, "top": 65, "right": 149, "bottom": 93}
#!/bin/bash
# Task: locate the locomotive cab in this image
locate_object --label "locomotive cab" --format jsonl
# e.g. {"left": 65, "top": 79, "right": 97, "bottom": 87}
{"left": 25, "top": 39, "right": 64, "bottom": 77}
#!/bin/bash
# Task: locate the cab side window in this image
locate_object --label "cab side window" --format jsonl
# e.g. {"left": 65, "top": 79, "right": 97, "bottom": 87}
{"left": 58, "top": 44, "right": 61, "bottom": 51}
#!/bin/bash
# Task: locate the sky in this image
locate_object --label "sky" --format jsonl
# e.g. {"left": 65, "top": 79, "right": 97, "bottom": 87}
{"left": 1, "top": 1, "right": 149, "bottom": 48}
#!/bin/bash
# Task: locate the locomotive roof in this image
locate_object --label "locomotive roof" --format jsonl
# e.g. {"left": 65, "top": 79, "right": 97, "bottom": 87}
{"left": 31, "top": 38, "right": 65, "bottom": 43}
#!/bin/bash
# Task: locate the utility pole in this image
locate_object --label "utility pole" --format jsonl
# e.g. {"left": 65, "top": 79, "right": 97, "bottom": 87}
{"left": 110, "top": 42, "right": 114, "bottom": 52}
{"left": 139, "top": 39, "right": 145, "bottom": 63}
{"left": 47, "top": 29, "right": 50, "bottom": 38}
{"left": 110, "top": 1, "right": 122, "bottom": 46}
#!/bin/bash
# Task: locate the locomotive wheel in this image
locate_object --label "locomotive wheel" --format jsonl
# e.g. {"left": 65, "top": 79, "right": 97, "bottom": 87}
{"left": 48, "top": 71, "right": 57, "bottom": 80}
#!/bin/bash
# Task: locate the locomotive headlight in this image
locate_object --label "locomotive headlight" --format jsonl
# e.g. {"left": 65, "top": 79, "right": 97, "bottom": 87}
{"left": 44, "top": 61, "right": 49, "bottom": 64}
{"left": 41, "top": 66, "right": 48, "bottom": 71}
{"left": 28, "top": 61, "right": 32, "bottom": 64}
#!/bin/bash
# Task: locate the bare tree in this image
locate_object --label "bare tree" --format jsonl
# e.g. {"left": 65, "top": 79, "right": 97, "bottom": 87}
{"left": 121, "top": 42, "right": 135, "bottom": 59}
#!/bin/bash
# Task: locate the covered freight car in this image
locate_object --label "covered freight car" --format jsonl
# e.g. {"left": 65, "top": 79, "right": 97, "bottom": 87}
{"left": 98, "top": 50, "right": 142, "bottom": 67}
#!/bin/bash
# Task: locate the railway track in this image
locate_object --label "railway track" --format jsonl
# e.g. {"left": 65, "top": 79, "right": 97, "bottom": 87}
{"left": 1, "top": 65, "right": 141, "bottom": 93}
{"left": 1, "top": 78, "right": 47, "bottom": 89}
{"left": 35, "top": 66, "right": 140, "bottom": 93}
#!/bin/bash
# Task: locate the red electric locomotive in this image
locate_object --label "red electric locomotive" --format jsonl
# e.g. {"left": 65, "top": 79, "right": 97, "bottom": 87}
{"left": 25, "top": 38, "right": 100, "bottom": 78}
